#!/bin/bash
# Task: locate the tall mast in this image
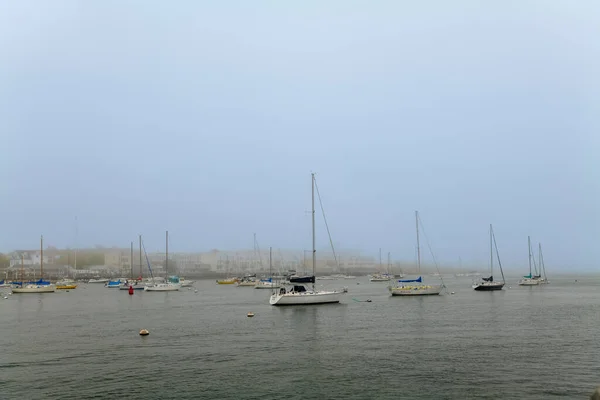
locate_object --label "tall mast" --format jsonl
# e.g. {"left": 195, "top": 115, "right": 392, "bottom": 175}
{"left": 165, "top": 230, "right": 169, "bottom": 279}
{"left": 40, "top": 235, "right": 44, "bottom": 280}
{"left": 139, "top": 235, "right": 142, "bottom": 279}
{"left": 311, "top": 173, "right": 316, "bottom": 291}
{"left": 74, "top": 216, "right": 78, "bottom": 271}
{"left": 490, "top": 224, "right": 493, "bottom": 277}
{"left": 269, "top": 247, "right": 272, "bottom": 277}
{"left": 130, "top": 241, "right": 134, "bottom": 280}
{"left": 528, "top": 236, "right": 532, "bottom": 276}
{"left": 415, "top": 211, "right": 421, "bottom": 274}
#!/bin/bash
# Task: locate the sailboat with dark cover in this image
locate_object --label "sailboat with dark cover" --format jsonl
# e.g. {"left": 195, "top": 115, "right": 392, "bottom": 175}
{"left": 473, "top": 224, "right": 505, "bottom": 291}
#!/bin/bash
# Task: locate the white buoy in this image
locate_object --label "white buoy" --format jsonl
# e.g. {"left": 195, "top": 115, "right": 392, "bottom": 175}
{"left": 139, "top": 329, "right": 149, "bottom": 336}
{"left": 247, "top": 312, "right": 255, "bottom": 318}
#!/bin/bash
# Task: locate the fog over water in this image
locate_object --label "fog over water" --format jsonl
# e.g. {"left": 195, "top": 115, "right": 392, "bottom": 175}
{"left": 1, "top": 1, "right": 598, "bottom": 271}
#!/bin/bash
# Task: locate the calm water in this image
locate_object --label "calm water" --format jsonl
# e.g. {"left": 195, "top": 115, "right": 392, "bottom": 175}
{"left": 1, "top": 275, "right": 598, "bottom": 399}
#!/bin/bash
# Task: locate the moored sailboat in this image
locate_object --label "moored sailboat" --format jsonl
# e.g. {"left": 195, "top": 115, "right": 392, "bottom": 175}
{"left": 12, "top": 236, "right": 56, "bottom": 294}
{"left": 389, "top": 211, "right": 443, "bottom": 296}
{"left": 144, "top": 231, "right": 181, "bottom": 292}
{"left": 269, "top": 173, "right": 342, "bottom": 306}
{"left": 518, "top": 236, "right": 540, "bottom": 286}
{"left": 473, "top": 224, "right": 505, "bottom": 291}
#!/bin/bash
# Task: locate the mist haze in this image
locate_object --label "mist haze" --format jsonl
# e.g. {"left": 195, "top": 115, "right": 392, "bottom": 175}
{"left": 1, "top": 1, "right": 598, "bottom": 271}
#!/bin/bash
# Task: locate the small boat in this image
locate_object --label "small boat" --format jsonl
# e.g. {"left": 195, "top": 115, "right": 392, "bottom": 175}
{"left": 119, "top": 282, "right": 145, "bottom": 290}
{"left": 56, "top": 283, "right": 77, "bottom": 290}
{"left": 216, "top": 278, "right": 238, "bottom": 285}
{"left": 255, "top": 277, "right": 280, "bottom": 289}
{"left": 88, "top": 278, "right": 109, "bottom": 284}
{"left": 105, "top": 280, "right": 122, "bottom": 288}
{"left": 180, "top": 278, "right": 195, "bottom": 287}
{"left": 139, "top": 329, "right": 149, "bottom": 336}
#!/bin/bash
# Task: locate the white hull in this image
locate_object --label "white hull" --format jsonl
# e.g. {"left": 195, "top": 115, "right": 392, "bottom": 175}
{"left": 12, "top": 284, "right": 56, "bottom": 293}
{"left": 144, "top": 283, "right": 181, "bottom": 291}
{"left": 255, "top": 282, "right": 280, "bottom": 289}
{"left": 88, "top": 279, "right": 109, "bottom": 283}
{"left": 389, "top": 284, "right": 443, "bottom": 296}
{"left": 518, "top": 279, "right": 540, "bottom": 286}
{"left": 180, "top": 280, "right": 195, "bottom": 287}
{"left": 237, "top": 281, "right": 256, "bottom": 287}
{"left": 269, "top": 290, "right": 341, "bottom": 305}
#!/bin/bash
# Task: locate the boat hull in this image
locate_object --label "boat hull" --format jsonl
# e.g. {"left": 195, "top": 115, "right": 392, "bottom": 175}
{"left": 56, "top": 285, "right": 77, "bottom": 290}
{"left": 389, "top": 284, "right": 443, "bottom": 296}
{"left": 473, "top": 283, "right": 504, "bottom": 291}
{"left": 119, "top": 285, "right": 145, "bottom": 290}
{"left": 216, "top": 279, "right": 237, "bottom": 285}
{"left": 269, "top": 291, "right": 341, "bottom": 305}
{"left": 12, "top": 284, "right": 56, "bottom": 293}
{"left": 144, "top": 284, "right": 180, "bottom": 291}
{"left": 518, "top": 279, "right": 540, "bottom": 286}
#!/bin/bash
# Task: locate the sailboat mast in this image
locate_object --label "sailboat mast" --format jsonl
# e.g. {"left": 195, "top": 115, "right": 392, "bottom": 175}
{"left": 269, "top": 247, "right": 272, "bottom": 277}
{"left": 490, "top": 224, "right": 493, "bottom": 277}
{"left": 40, "top": 235, "right": 44, "bottom": 280}
{"left": 139, "top": 235, "right": 142, "bottom": 279}
{"left": 311, "top": 173, "right": 316, "bottom": 291}
{"left": 528, "top": 236, "right": 532, "bottom": 276}
{"left": 130, "top": 241, "right": 134, "bottom": 280}
{"left": 415, "top": 211, "right": 421, "bottom": 274}
{"left": 165, "top": 230, "right": 169, "bottom": 279}
{"left": 74, "top": 216, "right": 78, "bottom": 271}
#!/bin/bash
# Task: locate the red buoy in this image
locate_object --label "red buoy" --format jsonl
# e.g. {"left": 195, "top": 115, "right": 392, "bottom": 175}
{"left": 129, "top": 285, "right": 134, "bottom": 295}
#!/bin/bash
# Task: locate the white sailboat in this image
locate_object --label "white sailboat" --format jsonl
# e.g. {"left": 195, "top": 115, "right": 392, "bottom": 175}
{"left": 536, "top": 243, "right": 549, "bottom": 284}
{"left": 256, "top": 248, "right": 281, "bottom": 289}
{"left": 144, "top": 231, "right": 181, "bottom": 292}
{"left": 518, "top": 236, "right": 540, "bottom": 286}
{"left": 472, "top": 224, "right": 505, "bottom": 291}
{"left": 12, "top": 236, "right": 56, "bottom": 293}
{"left": 269, "top": 173, "right": 342, "bottom": 306}
{"left": 389, "top": 211, "right": 443, "bottom": 296}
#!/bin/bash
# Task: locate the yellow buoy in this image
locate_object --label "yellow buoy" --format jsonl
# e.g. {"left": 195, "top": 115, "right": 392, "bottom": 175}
{"left": 247, "top": 312, "right": 255, "bottom": 318}
{"left": 139, "top": 329, "right": 150, "bottom": 336}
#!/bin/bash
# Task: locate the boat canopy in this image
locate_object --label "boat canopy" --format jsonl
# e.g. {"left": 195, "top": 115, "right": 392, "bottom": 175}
{"left": 289, "top": 275, "right": 315, "bottom": 283}
{"left": 398, "top": 276, "right": 422, "bottom": 283}
{"left": 168, "top": 276, "right": 180, "bottom": 283}
{"left": 292, "top": 285, "right": 307, "bottom": 293}
{"left": 523, "top": 274, "right": 532, "bottom": 279}
{"left": 482, "top": 276, "right": 493, "bottom": 282}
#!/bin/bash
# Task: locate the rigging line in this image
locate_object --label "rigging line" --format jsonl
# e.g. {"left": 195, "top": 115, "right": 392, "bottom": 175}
{"left": 313, "top": 175, "right": 339, "bottom": 270}
{"left": 491, "top": 227, "right": 506, "bottom": 284}
{"left": 141, "top": 239, "right": 155, "bottom": 282}
{"left": 416, "top": 214, "right": 448, "bottom": 293}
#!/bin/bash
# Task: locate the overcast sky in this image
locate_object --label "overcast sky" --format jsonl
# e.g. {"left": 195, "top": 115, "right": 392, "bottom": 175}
{"left": 1, "top": 0, "right": 598, "bottom": 271}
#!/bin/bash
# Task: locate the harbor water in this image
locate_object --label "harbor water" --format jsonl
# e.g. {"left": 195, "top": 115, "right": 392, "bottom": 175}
{"left": 0, "top": 275, "right": 597, "bottom": 399}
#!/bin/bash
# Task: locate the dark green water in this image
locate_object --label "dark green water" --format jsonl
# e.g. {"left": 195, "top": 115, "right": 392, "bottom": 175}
{"left": 1, "top": 275, "right": 598, "bottom": 399}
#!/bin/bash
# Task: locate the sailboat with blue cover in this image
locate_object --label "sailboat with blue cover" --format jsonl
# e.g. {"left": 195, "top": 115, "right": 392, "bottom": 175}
{"left": 389, "top": 211, "right": 443, "bottom": 296}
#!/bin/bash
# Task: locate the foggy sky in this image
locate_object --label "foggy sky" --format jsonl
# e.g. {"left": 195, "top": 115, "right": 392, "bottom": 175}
{"left": 1, "top": 1, "right": 598, "bottom": 271}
